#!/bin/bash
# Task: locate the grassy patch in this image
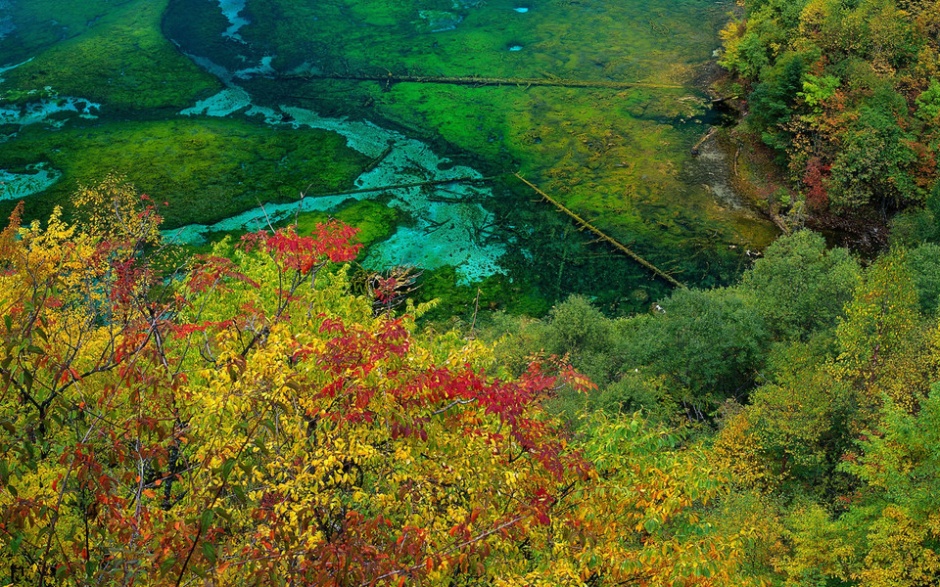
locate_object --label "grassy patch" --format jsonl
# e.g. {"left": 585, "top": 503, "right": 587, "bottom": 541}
{"left": 0, "top": 117, "right": 370, "bottom": 228}
{"left": 2, "top": 0, "right": 220, "bottom": 112}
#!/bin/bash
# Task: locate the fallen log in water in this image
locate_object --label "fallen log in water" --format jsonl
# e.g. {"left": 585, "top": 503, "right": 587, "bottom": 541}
{"left": 303, "top": 176, "right": 495, "bottom": 200}
{"left": 690, "top": 127, "right": 718, "bottom": 156}
{"left": 513, "top": 173, "right": 685, "bottom": 288}
{"left": 280, "top": 72, "right": 686, "bottom": 91}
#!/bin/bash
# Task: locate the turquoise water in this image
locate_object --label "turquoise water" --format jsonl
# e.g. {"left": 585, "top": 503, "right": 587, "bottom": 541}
{"left": 0, "top": 0, "right": 777, "bottom": 314}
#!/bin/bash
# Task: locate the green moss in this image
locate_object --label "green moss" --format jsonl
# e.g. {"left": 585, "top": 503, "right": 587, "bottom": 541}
{"left": 0, "top": 117, "right": 370, "bottom": 228}
{"left": 289, "top": 199, "right": 404, "bottom": 250}
{"left": 414, "top": 265, "right": 550, "bottom": 323}
{"left": 2, "top": 0, "right": 220, "bottom": 112}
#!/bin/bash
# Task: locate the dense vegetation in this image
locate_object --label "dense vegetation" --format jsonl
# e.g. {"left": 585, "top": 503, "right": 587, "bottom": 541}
{"left": 4, "top": 176, "right": 940, "bottom": 585}
{"left": 4, "top": 0, "right": 940, "bottom": 585}
{"left": 504, "top": 227, "right": 940, "bottom": 585}
{"left": 720, "top": 0, "right": 940, "bottom": 214}
{"left": 0, "top": 184, "right": 747, "bottom": 586}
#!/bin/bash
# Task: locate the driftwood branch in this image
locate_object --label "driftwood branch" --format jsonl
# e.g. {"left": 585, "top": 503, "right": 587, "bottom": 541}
{"left": 690, "top": 127, "right": 717, "bottom": 156}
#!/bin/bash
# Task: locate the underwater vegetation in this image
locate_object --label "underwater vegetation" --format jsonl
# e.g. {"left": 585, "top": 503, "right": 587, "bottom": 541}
{"left": 207, "top": 0, "right": 779, "bottom": 288}
{"left": 1, "top": 0, "right": 781, "bottom": 316}
{"left": 0, "top": 117, "right": 368, "bottom": 229}
{"left": 0, "top": 0, "right": 220, "bottom": 112}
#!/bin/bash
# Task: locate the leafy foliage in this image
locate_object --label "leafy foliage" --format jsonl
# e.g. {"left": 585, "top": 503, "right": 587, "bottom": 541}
{"left": 639, "top": 287, "right": 770, "bottom": 407}
{"left": 0, "top": 185, "right": 752, "bottom": 586}
{"left": 742, "top": 230, "right": 861, "bottom": 339}
{"left": 721, "top": 0, "right": 940, "bottom": 212}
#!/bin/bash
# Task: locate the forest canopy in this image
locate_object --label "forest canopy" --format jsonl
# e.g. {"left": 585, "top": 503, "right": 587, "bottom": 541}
{"left": 3, "top": 179, "right": 940, "bottom": 585}
{"left": 720, "top": 0, "right": 940, "bottom": 212}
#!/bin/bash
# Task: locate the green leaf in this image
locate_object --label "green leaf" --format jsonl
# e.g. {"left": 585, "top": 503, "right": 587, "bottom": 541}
{"left": 220, "top": 458, "right": 236, "bottom": 480}
{"left": 159, "top": 556, "right": 177, "bottom": 576}
{"left": 200, "top": 508, "right": 215, "bottom": 531}
{"left": 201, "top": 541, "right": 217, "bottom": 564}
{"left": 9, "top": 533, "right": 22, "bottom": 553}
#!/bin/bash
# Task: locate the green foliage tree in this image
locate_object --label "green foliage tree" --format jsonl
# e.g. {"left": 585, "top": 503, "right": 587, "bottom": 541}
{"left": 742, "top": 230, "right": 860, "bottom": 340}
{"left": 747, "top": 53, "right": 808, "bottom": 154}
{"left": 838, "top": 388, "right": 940, "bottom": 587}
{"left": 915, "top": 78, "right": 940, "bottom": 121}
{"left": 835, "top": 250, "right": 928, "bottom": 414}
{"left": 798, "top": 74, "right": 842, "bottom": 113}
{"left": 640, "top": 288, "right": 770, "bottom": 409}
{"left": 905, "top": 243, "right": 940, "bottom": 314}
{"left": 527, "top": 295, "right": 619, "bottom": 386}
{"left": 828, "top": 103, "right": 920, "bottom": 208}
{"left": 775, "top": 388, "right": 940, "bottom": 586}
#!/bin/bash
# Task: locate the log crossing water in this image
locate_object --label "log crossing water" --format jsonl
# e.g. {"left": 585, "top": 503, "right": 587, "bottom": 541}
{"left": 280, "top": 72, "right": 686, "bottom": 91}
{"left": 513, "top": 173, "right": 686, "bottom": 289}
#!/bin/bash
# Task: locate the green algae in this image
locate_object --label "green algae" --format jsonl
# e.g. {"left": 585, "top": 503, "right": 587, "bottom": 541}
{"left": 0, "top": 117, "right": 370, "bottom": 228}
{"left": 0, "top": 0, "right": 126, "bottom": 63}
{"left": 288, "top": 199, "right": 404, "bottom": 250}
{"left": 1, "top": 0, "right": 220, "bottom": 112}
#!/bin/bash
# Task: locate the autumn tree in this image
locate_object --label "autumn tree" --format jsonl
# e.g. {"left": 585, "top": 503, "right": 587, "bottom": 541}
{"left": 0, "top": 181, "right": 752, "bottom": 586}
{"left": 721, "top": 0, "right": 940, "bottom": 213}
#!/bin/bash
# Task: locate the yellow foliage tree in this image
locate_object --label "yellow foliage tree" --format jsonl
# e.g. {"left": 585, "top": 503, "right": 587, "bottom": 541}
{"left": 0, "top": 182, "right": 753, "bottom": 586}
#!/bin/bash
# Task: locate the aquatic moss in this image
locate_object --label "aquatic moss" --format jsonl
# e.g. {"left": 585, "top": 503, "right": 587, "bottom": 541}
{"left": 226, "top": 0, "right": 778, "bottom": 290}
{"left": 0, "top": 117, "right": 370, "bottom": 228}
{"left": 369, "top": 82, "right": 775, "bottom": 260}
{"left": 415, "top": 265, "right": 551, "bottom": 323}
{"left": 288, "top": 199, "right": 404, "bottom": 250}
{"left": 0, "top": 0, "right": 125, "bottom": 63}
{"left": 242, "top": 0, "right": 724, "bottom": 83}
{"left": 2, "top": 0, "right": 221, "bottom": 112}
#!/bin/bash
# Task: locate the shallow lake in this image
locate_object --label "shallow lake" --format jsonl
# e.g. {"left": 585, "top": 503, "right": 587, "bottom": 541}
{"left": 0, "top": 0, "right": 777, "bottom": 315}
